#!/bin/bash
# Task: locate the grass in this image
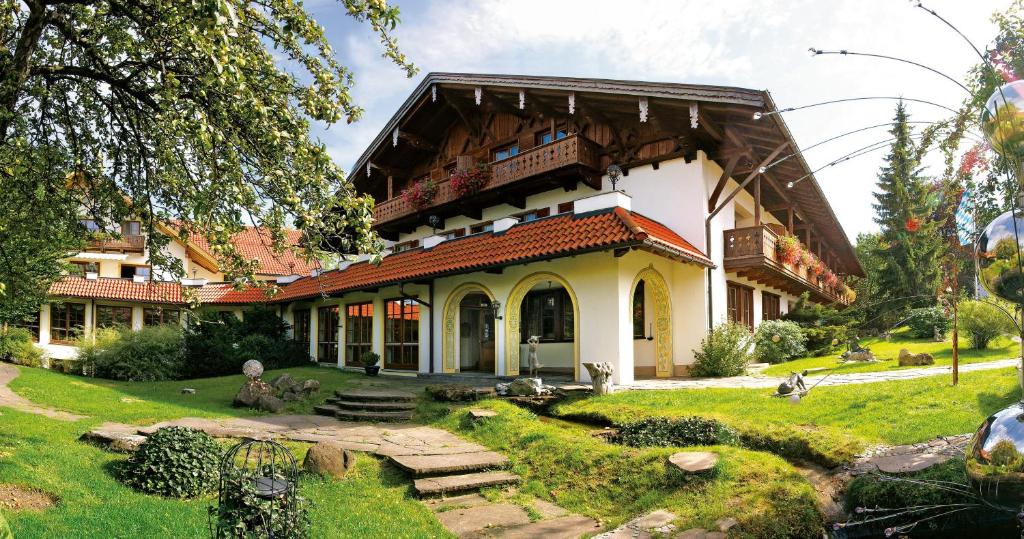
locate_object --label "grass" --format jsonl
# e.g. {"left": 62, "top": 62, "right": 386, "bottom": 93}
{"left": 761, "top": 330, "right": 1017, "bottom": 376}
{"left": 556, "top": 366, "right": 1022, "bottom": 466}
{"left": 0, "top": 365, "right": 449, "bottom": 538}
{"left": 427, "top": 400, "right": 822, "bottom": 538}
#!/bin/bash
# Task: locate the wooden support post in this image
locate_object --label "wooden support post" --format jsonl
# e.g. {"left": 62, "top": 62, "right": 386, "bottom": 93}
{"left": 387, "top": 176, "right": 394, "bottom": 200}
{"left": 787, "top": 208, "right": 794, "bottom": 233}
{"left": 753, "top": 176, "right": 762, "bottom": 226}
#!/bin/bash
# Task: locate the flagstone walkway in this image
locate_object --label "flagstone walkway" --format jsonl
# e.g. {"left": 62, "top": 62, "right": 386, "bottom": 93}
{"left": 621, "top": 358, "right": 1020, "bottom": 390}
{"left": 0, "top": 363, "right": 84, "bottom": 421}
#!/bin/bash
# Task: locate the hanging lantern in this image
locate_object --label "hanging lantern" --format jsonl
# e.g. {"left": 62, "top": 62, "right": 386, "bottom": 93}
{"left": 982, "top": 80, "right": 1024, "bottom": 158}
{"left": 210, "top": 438, "right": 307, "bottom": 538}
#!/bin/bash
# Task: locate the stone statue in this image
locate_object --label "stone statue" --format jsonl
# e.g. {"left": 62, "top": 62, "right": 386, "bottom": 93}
{"left": 527, "top": 335, "right": 543, "bottom": 377}
{"left": 242, "top": 359, "right": 264, "bottom": 380}
{"left": 777, "top": 370, "right": 808, "bottom": 396}
{"left": 583, "top": 362, "right": 614, "bottom": 396}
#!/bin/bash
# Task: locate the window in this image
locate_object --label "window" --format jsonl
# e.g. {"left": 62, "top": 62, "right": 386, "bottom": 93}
{"left": 50, "top": 302, "right": 86, "bottom": 343}
{"left": 469, "top": 222, "right": 493, "bottom": 234}
{"left": 384, "top": 299, "right": 419, "bottom": 370}
{"left": 344, "top": 303, "right": 374, "bottom": 366}
{"left": 441, "top": 228, "right": 466, "bottom": 240}
{"left": 557, "top": 201, "right": 574, "bottom": 214}
{"left": 96, "top": 305, "right": 132, "bottom": 329}
{"left": 726, "top": 282, "right": 754, "bottom": 330}
{"left": 520, "top": 289, "right": 574, "bottom": 343}
{"left": 11, "top": 311, "right": 40, "bottom": 342}
{"left": 292, "top": 309, "right": 311, "bottom": 343}
{"left": 762, "top": 292, "right": 782, "bottom": 321}
{"left": 536, "top": 126, "right": 568, "bottom": 146}
{"left": 633, "top": 280, "right": 646, "bottom": 339}
{"left": 317, "top": 306, "right": 339, "bottom": 362}
{"left": 79, "top": 219, "right": 100, "bottom": 232}
{"left": 392, "top": 239, "right": 419, "bottom": 253}
{"left": 121, "top": 264, "right": 151, "bottom": 279}
{"left": 492, "top": 144, "right": 519, "bottom": 161}
{"left": 517, "top": 208, "right": 550, "bottom": 223}
{"left": 122, "top": 220, "right": 141, "bottom": 235}
{"left": 70, "top": 261, "right": 99, "bottom": 276}
{"left": 143, "top": 307, "right": 180, "bottom": 326}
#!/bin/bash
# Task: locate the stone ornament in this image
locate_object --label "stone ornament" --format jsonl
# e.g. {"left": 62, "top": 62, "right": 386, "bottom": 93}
{"left": 582, "top": 362, "right": 614, "bottom": 396}
{"left": 242, "top": 359, "right": 264, "bottom": 380}
{"left": 526, "top": 335, "right": 543, "bottom": 377}
{"left": 777, "top": 370, "right": 808, "bottom": 396}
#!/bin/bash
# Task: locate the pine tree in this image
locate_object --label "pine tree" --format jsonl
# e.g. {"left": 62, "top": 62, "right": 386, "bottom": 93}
{"left": 871, "top": 102, "right": 943, "bottom": 326}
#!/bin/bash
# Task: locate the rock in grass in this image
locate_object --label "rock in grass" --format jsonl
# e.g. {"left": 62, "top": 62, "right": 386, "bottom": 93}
{"left": 668, "top": 451, "right": 718, "bottom": 474}
{"left": 233, "top": 379, "right": 273, "bottom": 407}
{"left": 425, "top": 384, "right": 479, "bottom": 402}
{"left": 898, "top": 349, "right": 934, "bottom": 367}
{"left": 303, "top": 441, "right": 355, "bottom": 479}
{"left": 181, "top": 388, "right": 195, "bottom": 394}
{"left": 256, "top": 394, "right": 285, "bottom": 413}
{"left": 269, "top": 373, "right": 295, "bottom": 391}
{"left": 300, "top": 379, "right": 320, "bottom": 395}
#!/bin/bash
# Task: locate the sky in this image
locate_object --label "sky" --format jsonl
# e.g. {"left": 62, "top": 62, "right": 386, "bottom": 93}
{"left": 302, "top": 0, "right": 1013, "bottom": 241}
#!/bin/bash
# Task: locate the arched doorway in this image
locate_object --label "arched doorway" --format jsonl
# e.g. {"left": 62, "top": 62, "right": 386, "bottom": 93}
{"left": 505, "top": 272, "right": 580, "bottom": 380}
{"left": 633, "top": 266, "right": 672, "bottom": 378}
{"left": 442, "top": 283, "right": 496, "bottom": 374}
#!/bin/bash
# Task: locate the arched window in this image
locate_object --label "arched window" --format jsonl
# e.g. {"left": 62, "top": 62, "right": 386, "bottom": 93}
{"left": 632, "top": 280, "right": 646, "bottom": 339}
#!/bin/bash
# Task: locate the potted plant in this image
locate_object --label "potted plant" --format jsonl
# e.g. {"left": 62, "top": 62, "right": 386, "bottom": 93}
{"left": 449, "top": 164, "right": 490, "bottom": 197}
{"left": 775, "top": 235, "right": 802, "bottom": 266}
{"left": 401, "top": 178, "right": 437, "bottom": 211}
{"left": 361, "top": 351, "right": 381, "bottom": 376}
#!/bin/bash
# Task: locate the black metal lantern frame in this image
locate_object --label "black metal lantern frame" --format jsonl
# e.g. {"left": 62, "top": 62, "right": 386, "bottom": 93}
{"left": 210, "top": 438, "right": 308, "bottom": 539}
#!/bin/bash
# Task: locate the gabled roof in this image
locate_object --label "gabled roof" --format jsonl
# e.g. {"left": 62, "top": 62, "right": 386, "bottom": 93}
{"left": 167, "top": 224, "right": 318, "bottom": 276}
{"left": 272, "top": 207, "right": 712, "bottom": 303}
{"left": 49, "top": 277, "right": 277, "bottom": 306}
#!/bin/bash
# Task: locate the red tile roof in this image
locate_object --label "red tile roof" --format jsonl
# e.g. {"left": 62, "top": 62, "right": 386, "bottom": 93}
{"left": 175, "top": 225, "right": 318, "bottom": 276}
{"left": 49, "top": 277, "right": 277, "bottom": 306}
{"left": 273, "top": 208, "right": 711, "bottom": 302}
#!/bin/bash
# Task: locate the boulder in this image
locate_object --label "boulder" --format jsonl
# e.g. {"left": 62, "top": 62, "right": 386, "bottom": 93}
{"left": 496, "top": 377, "right": 554, "bottom": 397}
{"left": 233, "top": 379, "right": 274, "bottom": 407}
{"left": 256, "top": 394, "right": 285, "bottom": 413}
{"left": 468, "top": 408, "right": 498, "bottom": 421}
{"left": 582, "top": 362, "right": 614, "bottom": 396}
{"left": 181, "top": 388, "right": 195, "bottom": 394}
{"left": 844, "top": 350, "right": 876, "bottom": 362}
{"left": 281, "top": 391, "right": 301, "bottom": 402}
{"left": 269, "top": 373, "right": 295, "bottom": 391}
{"left": 300, "top": 379, "right": 321, "bottom": 395}
{"left": 898, "top": 349, "right": 935, "bottom": 367}
{"left": 425, "top": 384, "right": 480, "bottom": 402}
{"left": 110, "top": 434, "right": 148, "bottom": 452}
{"left": 669, "top": 451, "right": 718, "bottom": 474}
{"left": 303, "top": 441, "right": 355, "bottom": 479}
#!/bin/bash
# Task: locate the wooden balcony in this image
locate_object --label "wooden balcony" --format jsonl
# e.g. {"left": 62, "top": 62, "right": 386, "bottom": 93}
{"left": 86, "top": 234, "right": 146, "bottom": 253}
{"left": 372, "top": 134, "right": 602, "bottom": 232}
{"left": 723, "top": 225, "right": 851, "bottom": 305}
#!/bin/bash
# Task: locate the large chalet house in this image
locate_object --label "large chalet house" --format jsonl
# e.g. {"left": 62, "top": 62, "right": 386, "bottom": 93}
{"left": 27, "top": 73, "right": 861, "bottom": 384}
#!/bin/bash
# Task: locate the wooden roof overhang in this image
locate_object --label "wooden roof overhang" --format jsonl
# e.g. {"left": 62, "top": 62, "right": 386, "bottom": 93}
{"left": 349, "top": 73, "right": 863, "bottom": 277}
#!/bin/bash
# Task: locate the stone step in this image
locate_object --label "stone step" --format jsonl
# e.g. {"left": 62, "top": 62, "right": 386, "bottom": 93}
{"left": 334, "top": 389, "right": 417, "bottom": 402}
{"left": 389, "top": 451, "right": 509, "bottom": 477}
{"left": 329, "top": 399, "right": 417, "bottom": 411}
{"left": 414, "top": 471, "right": 520, "bottom": 497}
{"left": 463, "top": 514, "right": 603, "bottom": 539}
{"left": 313, "top": 404, "right": 342, "bottom": 417}
{"left": 334, "top": 409, "right": 413, "bottom": 422}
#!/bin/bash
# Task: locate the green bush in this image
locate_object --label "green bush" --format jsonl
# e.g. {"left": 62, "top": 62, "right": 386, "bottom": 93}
{"left": 957, "top": 300, "right": 1015, "bottom": 350}
{"left": 88, "top": 325, "right": 185, "bottom": 381}
{"left": 690, "top": 322, "right": 753, "bottom": 377}
{"left": 905, "top": 307, "right": 950, "bottom": 339}
{"left": 845, "top": 458, "right": 967, "bottom": 512}
{"left": 801, "top": 325, "right": 848, "bottom": 356}
{"left": 120, "top": 426, "right": 221, "bottom": 498}
{"left": 212, "top": 470, "right": 311, "bottom": 538}
{"left": 0, "top": 327, "right": 42, "bottom": 367}
{"left": 616, "top": 416, "right": 736, "bottom": 447}
{"left": 184, "top": 308, "right": 310, "bottom": 379}
{"left": 753, "top": 320, "right": 806, "bottom": 364}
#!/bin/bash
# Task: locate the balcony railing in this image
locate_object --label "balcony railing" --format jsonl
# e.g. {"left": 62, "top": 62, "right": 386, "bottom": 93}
{"left": 372, "top": 134, "right": 602, "bottom": 224}
{"left": 723, "top": 224, "right": 851, "bottom": 305}
{"left": 86, "top": 234, "right": 146, "bottom": 253}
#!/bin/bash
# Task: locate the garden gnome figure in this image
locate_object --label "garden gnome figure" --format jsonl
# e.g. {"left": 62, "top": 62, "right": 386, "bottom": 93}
{"left": 583, "top": 362, "right": 615, "bottom": 396}
{"left": 527, "top": 335, "right": 543, "bottom": 377}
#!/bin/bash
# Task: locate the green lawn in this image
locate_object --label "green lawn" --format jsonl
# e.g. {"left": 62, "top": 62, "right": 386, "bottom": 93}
{"left": 556, "top": 366, "right": 1021, "bottom": 466}
{"left": 0, "top": 366, "right": 450, "bottom": 538}
{"left": 761, "top": 331, "right": 1018, "bottom": 376}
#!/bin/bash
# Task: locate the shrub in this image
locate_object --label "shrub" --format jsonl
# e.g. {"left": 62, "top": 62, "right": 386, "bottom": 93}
{"left": 213, "top": 470, "right": 311, "bottom": 538}
{"left": 801, "top": 325, "right": 848, "bottom": 356}
{"left": 120, "top": 426, "right": 221, "bottom": 498}
{"left": 957, "top": 300, "right": 1015, "bottom": 350}
{"left": 690, "top": 322, "right": 752, "bottom": 377}
{"left": 75, "top": 327, "right": 122, "bottom": 373}
{"left": 905, "top": 307, "right": 950, "bottom": 339}
{"left": 90, "top": 325, "right": 185, "bottom": 381}
{"left": 753, "top": 320, "right": 806, "bottom": 364}
{"left": 184, "top": 309, "right": 309, "bottom": 379}
{"left": 0, "top": 327, "right": 42, "bottom": 367}
{"left": 361, "top": 351, "right": 380, "bottom": 366}
{"left": 616, "top": 416, "right": 736, "bottom": 447}
{"left": 845, "top": 458, "right": 970, "bottom": 516}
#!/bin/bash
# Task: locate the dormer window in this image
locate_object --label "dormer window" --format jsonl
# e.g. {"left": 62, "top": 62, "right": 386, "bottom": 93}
{"left": 441, "top": 228, "right": 466, "bottom": 240}
{"left": 517, "top": 208, "right": 550, "bottom": 223}
{"left": 469, "top": 222, "right": 493, "bottom": 234}
{"left": 392, "top": 239, "right": 419, "bottom": 253}
{"left": 120, "top": 264, "right": 150, "bottom": 279}
{"left": 492, "top": 144, "right": 519, "bottom": 162}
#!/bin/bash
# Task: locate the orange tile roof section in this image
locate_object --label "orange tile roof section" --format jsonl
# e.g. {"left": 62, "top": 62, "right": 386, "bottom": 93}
{"left": 49, "top": 277, "right": 277, "bottom": 306}
{"left": 273, "top": 208, "right": 712, "bottom": 303}
{"left": 176, "top": 225, "right": 318, "bottom": 276}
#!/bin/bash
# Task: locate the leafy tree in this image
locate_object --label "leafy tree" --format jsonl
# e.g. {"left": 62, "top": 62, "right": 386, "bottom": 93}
{"left": 0, "top": 0, "right": 416, "bottom": 324}
{"left": 870, "top": 103, "right": 943, "bottom": 327}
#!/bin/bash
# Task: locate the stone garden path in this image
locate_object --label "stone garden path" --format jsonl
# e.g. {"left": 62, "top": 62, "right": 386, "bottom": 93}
{"left": 622, "top": 357, "right": 1020, "bottom": 390}
{"left": 0, "top": 363, "right": 84, "bottom": 421}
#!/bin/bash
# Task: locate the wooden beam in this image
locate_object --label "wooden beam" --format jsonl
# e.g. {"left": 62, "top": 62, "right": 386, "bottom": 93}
{"left": 440, "top": 89, "right": 482, "bottom": 140}
{"left": 787, "top": 208, "right": 794, "bottom": 234}
{"left": 708, "top": 153, "right": 741, "bottom": 212}
{"left": 753, "top": 176, "right": 761, "bottom": 226}
{"left": 708, "top": 141, "right": 789, "bottom": 220}
{"left": 574, "top": 94, "right": 628, "bottom": 160}
{"left": 396, "top": 130, "right": 438, "bottom": 152}
{"left": 369, "top": 162, "right": 409, "bottom": 178}
{"left": 523, "top": 91, "right": 560, "bottom": 118}
{"left": 480, "top": 88, "right": 530, "bottom": 119}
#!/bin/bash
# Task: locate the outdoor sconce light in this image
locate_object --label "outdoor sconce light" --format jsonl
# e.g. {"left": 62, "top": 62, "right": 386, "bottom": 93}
{"left": 646, "top": 322, "right": 654, "bottom": 341}
{"left": 607, "top": 164, "right": 623, "bottom": 191}
{"left": 428, "top": 214, "right": 441, "bottom": 233}
{"left": 489, "top": 300, "right": 503, "bottom": 320}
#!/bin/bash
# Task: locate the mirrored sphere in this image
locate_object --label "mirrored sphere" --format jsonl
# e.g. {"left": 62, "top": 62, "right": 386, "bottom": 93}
{"left": 976, "top": 208, "right": 1024, "bottom": 304}
{"left": 967, "top": 402, "right": 1024, "bottom": 508}
{"left": 982, "top": 80, "right": 1024, "bottom": 157}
